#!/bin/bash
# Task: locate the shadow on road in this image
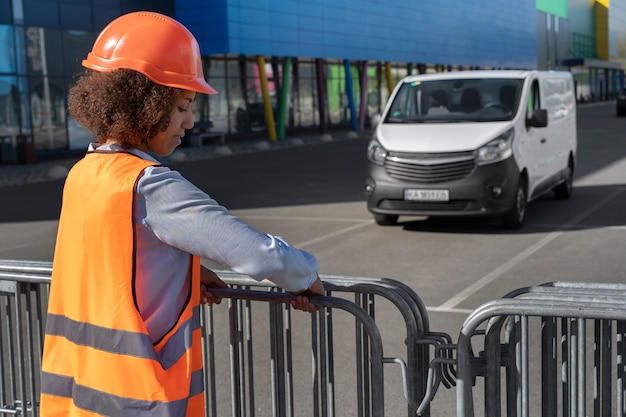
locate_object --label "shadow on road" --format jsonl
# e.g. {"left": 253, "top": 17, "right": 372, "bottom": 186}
{"left": 0, "top": 104, "right": 624, "bottom": 227}
{"left": 398, "top": 183, "right": 625, "bottom": 234}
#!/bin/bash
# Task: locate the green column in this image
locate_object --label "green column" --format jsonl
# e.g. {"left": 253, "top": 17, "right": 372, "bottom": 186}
{"left": 277, "top": 58, "right": 291, "bottom": 140}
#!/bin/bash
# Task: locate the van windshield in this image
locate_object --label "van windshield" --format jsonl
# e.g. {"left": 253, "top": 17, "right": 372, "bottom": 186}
{"left": 385, "top": 78, "right": 523, "bottom": 123}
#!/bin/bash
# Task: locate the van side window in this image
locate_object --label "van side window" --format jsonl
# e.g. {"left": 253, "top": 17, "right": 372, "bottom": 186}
{"left": 526, "top": 80, "right": 541, "bottom": 119}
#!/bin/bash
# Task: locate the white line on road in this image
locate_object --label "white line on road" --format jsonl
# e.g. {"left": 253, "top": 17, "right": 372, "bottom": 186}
{"left": 0, "top": 240, "right": 51, "bottom": 254}
{"left": 294, "top": 220, "right": 374, "bottom": 248}
{"left": 438, "top": 188, "right": 624, "bottom": 310}
{"left": 236, "top": 215, "right": 371, "bottom": 223}
{"left": 426, "top": 305, "right": 474, "bottom": 315}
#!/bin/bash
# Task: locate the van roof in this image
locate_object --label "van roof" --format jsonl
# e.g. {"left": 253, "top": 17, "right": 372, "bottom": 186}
{"left": 401, "top": 70, "right": 572, "bottom": 83}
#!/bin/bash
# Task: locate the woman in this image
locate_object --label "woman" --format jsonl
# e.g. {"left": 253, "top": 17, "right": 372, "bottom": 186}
{"left": 40, "top": 11, "right": 324, "bottom": 417}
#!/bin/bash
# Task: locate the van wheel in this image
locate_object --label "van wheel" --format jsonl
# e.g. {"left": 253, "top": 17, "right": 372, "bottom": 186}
{"left": 374, "top": 214, "right": 399, "bottom": 226}
{"left": 501, "top": 176, "right": 527, "bottom": 229}
{"left": 553, "top": 161, "right": 573, "bottom": 199}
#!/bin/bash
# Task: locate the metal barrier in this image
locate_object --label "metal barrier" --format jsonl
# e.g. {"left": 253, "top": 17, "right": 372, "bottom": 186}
{"left": 0, "top": 259, "right": 439, "bottom": 417}
{"left": 6, "top": 258, "right": 625, "bottom": 417}
{"left": 421, "top": 281, "right": 626, "bottom": 417}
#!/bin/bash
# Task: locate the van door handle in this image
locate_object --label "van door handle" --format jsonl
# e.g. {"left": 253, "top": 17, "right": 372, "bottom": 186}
{"left": 540, "top": 138, "right": 547, "bottom": 144}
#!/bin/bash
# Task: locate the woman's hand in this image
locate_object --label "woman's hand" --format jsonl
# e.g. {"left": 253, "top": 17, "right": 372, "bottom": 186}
{"left": 290, "top": 275, "right": 324, "bottom": 312}
{"left": 200, "top": 266, "right": 228, "bottom": 306}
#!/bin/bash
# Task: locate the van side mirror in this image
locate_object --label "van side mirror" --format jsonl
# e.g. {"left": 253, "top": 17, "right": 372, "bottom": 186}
{"left": 526, "top": 109, "right": 548, "bottom": 128}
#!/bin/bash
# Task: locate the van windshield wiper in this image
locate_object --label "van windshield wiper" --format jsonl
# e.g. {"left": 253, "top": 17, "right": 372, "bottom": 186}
{"left": 386, "top": 117, "right": 425, "bottom": 123}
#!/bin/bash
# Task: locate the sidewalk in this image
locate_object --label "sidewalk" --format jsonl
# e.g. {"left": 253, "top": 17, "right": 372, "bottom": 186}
{"left": 0, "top": 130, "right": 366, "bottom": 188}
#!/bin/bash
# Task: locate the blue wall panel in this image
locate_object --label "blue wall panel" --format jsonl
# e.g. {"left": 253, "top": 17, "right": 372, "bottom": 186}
{"left": 178, "top": 0, "right": 536, "bottom": 68}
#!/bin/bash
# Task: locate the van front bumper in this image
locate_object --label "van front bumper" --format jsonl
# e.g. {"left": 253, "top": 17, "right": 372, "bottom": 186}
{"left": 365, "top": 157, "right": 521, "bottom": 218}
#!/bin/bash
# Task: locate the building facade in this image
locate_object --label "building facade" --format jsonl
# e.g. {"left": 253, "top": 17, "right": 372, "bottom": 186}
{"left": 0, "top": 0, "right": 623, "bottom": 164}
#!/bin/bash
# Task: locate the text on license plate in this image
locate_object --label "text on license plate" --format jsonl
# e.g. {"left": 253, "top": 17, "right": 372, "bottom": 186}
{"left": 404, "top": 189, "right": 449, "bottom": 202}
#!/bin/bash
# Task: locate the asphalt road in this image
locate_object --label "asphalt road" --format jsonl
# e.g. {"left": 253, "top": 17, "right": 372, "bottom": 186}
{"left": 0, "top": 101, "right": 625, "bottom": 415}
{"left": 1, "top": 101, "right": 625, "bottom": 317}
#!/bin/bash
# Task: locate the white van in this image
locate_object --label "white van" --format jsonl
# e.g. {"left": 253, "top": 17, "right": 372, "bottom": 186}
{"left": 365, "top": 70, "right": 577, "bottom": 228}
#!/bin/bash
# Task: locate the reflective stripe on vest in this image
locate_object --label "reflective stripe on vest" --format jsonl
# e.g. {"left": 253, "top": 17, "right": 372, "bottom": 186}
{"left": 41, "top": 369, "right": 204, "bottom": 416}
{"left": 41, "top": 152, "right": 204, "bottom": 417}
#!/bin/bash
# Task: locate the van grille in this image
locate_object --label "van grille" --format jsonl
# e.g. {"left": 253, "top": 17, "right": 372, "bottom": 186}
{"left": 379, "top": 199, "right": 471, "bottom": 211}
{"left": 384, "top": 151, "right": 476, "bottom": 183}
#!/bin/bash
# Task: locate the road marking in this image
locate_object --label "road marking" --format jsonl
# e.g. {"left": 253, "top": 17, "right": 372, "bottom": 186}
{"left": 0, "top": 241, "right": 50, "bottom": 254}
{"left": 294, "top": 220, "right": 374, "bottom": 248}
{"left": 438, "top": 188, "right": 624, "bottom": 310}
{"left": 237, "top": 215, "right": 371, "bottom": 223}
{"left": 426, "top": 306, "right": 474, "bottom": 315}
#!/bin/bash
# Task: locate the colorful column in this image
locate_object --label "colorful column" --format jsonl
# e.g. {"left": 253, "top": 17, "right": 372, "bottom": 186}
{"left": 343, "top": 60, "right": 358, "bottom": 132}
{"left": 385, "top": 62, "right": 393, "bottom": 95}
{"left": 277, "top": 57, "right": 291, "bottom": 140}
{"left": 315, "top": 59, "right": 327, "bottom": 134}
{"left": 358, "top": 61, "right": 368, "bottom": 131}
{"left": 595, "top": 0, "right": 609, "bottom": 60}
{"left": 256, "top": 56, "right": 277, "bottom": 141}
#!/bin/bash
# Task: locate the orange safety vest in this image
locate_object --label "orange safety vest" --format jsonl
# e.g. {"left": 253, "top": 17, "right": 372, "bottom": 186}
{"left": 40, "top": 151, "right": 204, "bottom": 417}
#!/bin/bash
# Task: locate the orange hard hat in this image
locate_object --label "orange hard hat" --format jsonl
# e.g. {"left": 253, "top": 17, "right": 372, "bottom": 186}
{"left": 82, "top": 11, "right": 217, "bottom": 94}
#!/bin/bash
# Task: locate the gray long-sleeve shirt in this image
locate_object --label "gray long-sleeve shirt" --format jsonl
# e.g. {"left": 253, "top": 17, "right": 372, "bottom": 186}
{"left": 91, "top": 144, "right": 319, "bottom": 342}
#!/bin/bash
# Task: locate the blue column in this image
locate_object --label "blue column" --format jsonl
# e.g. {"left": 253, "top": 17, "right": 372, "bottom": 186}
{"left": 343, "top": 59, "right": 358, "bottom": 132}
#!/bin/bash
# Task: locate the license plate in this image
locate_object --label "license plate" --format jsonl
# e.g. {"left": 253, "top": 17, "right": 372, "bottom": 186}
{"left": 404, "top": 189, "right": 449, "bottom": 202}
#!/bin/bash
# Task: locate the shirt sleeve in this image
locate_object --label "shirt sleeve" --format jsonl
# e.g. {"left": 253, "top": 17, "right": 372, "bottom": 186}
{"left": 136, "top": 165, "right": 319, "bottom": 292}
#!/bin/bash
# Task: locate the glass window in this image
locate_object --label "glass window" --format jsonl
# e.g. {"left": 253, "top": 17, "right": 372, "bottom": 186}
{"left": 237, "top": 58, "right": 272, "bottom": 133}
{"left": 93, "top": 6, "right": 121, "bottom": 30}
{"left": 0, "top": 25, "right": 16, "bottom": 73}
{"left": 60, "top": 3, "right": 92, "bottom": 31}
{"left": 25, "top": 27, "right": 64, "bottom": 77}
{"left": 294, "top": 59, "right": 316, "bottom": 128}
{"left": 23, "top": 0, "right": 60, "bottom": 27}
{"left": 366, "top": 62, "right": 381, "bottom": 125}
{"left": 0, "top": 2, "right": 12, "bottom": 25}
{"left": 385, "top": 77, "right": 523, "bottom": 123}
{"left": 17, "top": 76, "right": 32, "bottom": 135}
{"left": 325, "top": 61, "right": 345, "bottom": 126}
{"left": 62, "top": 30, "right": 94, "bottom": 77}
{"left": 30, "top": 75, "right": 67, "bottom": 150}
{"left": 225, "top": 58, "right": 244, "bottom": 134}
{"left": 201, "top": 56, "right": 229, "bottom": 132}
{"left": 0, "top": 76, "right": 20, "bottom": 137}
{"left": 13, "top": 26, "right": 28, "bottom": 75}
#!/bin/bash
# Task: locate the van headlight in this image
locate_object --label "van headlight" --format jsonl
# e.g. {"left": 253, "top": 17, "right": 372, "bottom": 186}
{"left": 367, "top": 140, "right": 387, "bottom": 165}
{"left": 476, "top": 128, "right": 514, "bottom": 166}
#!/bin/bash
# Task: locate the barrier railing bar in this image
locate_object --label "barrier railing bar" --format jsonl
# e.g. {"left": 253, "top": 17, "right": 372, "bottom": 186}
{"left": 618, "top": 321, "right": 626, "bottom": 417}
{"left": 15, "top": 283, "right": 27, "bottom": 416}
{"left": 216, "top": 270, "right": 433, "bottom": 415}
{"left": 562, "top": 318, "right": 569, "bottom": 417}
{"left": 207, "top": 287, "right": 387, "bottom": 417}
{"left": 200, "top": 305, "right": 217, "bottom": 416}
{"left": 271, "top": 300, "right": 285, "bottom": 416}
{"left": 457, "top": 299, "right": 626, "bottom": 417}
{"left": 311, "top": 312, "right": 320, "bottom": 417}
{"left": 541, "top": 316, "right": 557, "bottom": 417}
{"left": 284, "top": 302, "right": 295, "bottom": 417}
{"left": 25, "top": 283, "right": 39, "bottom": 417}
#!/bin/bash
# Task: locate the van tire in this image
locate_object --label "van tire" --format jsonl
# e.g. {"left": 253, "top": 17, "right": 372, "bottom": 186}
{"left": 374, "top": 214, "right": 399, "bottom": 226}
{"left": 553, "top": 161, "right": 574, "bottom": 199}
{"left": 501, "top": 176, "right": 527, "bottom": 229}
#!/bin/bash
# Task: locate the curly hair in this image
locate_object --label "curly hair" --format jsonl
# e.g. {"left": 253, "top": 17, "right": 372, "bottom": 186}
{"left": 68, "top": 69, "right": 180, "bottom": 149}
